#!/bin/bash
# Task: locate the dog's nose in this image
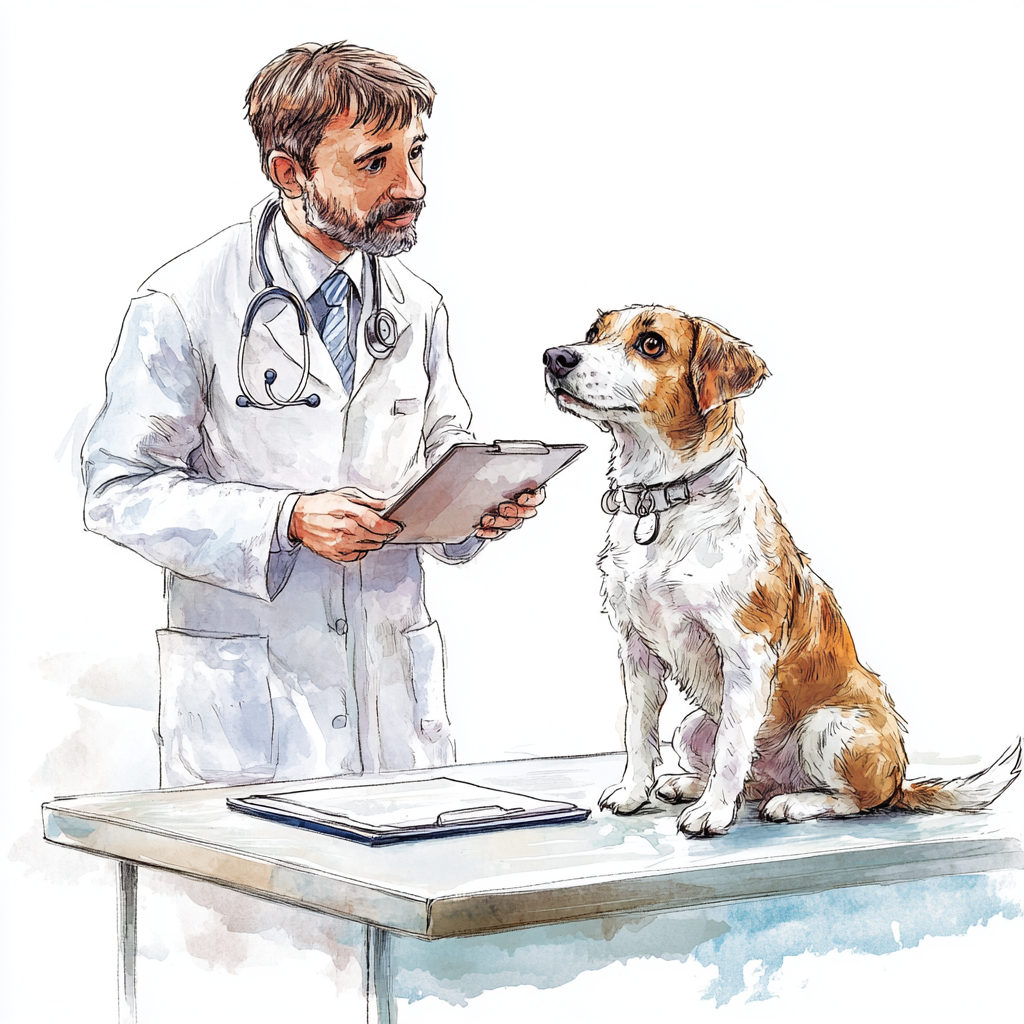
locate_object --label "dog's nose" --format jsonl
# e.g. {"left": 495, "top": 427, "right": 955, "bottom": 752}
{"left": 543, "top": 347, "right": 582, "bottom": 379}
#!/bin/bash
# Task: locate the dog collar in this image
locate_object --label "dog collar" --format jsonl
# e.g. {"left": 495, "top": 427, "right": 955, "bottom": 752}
{"left": 601, "top": 451, "right": 739, "bottom": 545}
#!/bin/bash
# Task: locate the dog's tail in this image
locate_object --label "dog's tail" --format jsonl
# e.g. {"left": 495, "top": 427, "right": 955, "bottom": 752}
{"left": 891, "top": 739, "right": 1022, "bottom": 812}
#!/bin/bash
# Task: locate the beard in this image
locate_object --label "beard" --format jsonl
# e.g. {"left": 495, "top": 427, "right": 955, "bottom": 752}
{"left": 302, "top": 185, "right": 424, "bottom": 257}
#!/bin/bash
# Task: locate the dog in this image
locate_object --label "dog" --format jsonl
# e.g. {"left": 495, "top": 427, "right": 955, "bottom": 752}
{"left": 544, "top": 305, "right": 1020, "bottom": 837}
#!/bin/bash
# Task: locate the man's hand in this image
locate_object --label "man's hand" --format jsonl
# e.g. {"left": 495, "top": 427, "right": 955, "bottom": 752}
{"left": 475, "top": 488, "right": 546, "bottom": 540}
{"left": 289, "top": 488, "right": 402, "bottom": 562}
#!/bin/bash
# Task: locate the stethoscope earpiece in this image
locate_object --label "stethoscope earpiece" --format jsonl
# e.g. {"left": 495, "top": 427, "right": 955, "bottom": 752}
{"left": 235, "top": 197, "right": 398, "bottom": 412}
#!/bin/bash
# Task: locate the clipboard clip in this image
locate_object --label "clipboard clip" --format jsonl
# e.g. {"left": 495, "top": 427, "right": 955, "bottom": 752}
{"left": 436, "top": 804, "right": 525, "bottom": 825}
{"left": 491, "top": 440, "right": 550, "bottom": 455}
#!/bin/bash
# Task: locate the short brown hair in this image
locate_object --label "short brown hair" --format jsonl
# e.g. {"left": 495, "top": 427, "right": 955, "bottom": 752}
{"left": 246, "top": 41, "right": 436, "bottom": 178}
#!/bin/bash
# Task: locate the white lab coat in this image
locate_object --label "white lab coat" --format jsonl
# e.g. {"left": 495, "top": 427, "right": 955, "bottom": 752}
{"left": 83, "top": 196, "right": 481, "bottom": 785}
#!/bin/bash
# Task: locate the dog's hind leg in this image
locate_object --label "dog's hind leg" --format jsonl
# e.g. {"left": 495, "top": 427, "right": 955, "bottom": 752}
{"left": 761, "top": 790, "right": 862, "bottom": 821}
{"left": 760, "top": 706, "right": 900, "bottom": 822}
{"left": 655, "top": 710, "right": 716, "bottom": 803}
{"left": 599, "top": 630, "right": 668, "bottom": 814}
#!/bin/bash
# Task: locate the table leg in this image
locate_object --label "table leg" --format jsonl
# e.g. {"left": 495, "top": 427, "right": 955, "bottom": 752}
{"left": 364, "top": 925, "right": 395, "bottom": 1024}
{"left": 116, "top": 860, "right": 138, "bottom": 1024}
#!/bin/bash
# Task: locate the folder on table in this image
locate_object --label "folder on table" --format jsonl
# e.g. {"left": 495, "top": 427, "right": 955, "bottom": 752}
{"left": 227, "top": 777, "right": 591, "bottom": 846}
{"left": 384, "top": 440, "right": 586, "bottom": 544}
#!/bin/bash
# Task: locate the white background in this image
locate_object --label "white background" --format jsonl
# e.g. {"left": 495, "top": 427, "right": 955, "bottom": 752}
{"left": 1, "top": 1, "right": 1022, "bottom": 1021}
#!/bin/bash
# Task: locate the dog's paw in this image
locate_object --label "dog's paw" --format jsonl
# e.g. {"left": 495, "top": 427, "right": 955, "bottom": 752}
{"left": 677, "top": 796, "right": 738, "bottom": 837}
{"left": 654, "top": 774, "right": 705, "bottom": 804}
{"left": 598, "top": 780, "right": 652, "bottom": 814}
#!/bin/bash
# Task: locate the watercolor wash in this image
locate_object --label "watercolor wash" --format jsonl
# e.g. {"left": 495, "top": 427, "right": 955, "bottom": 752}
{"left": 2, "top": 5, "right": 1022, "bottom": 1023}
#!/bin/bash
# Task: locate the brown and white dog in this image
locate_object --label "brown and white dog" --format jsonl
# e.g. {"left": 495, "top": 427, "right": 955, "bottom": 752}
{"left": 544, "top": 305, "right": 1020, "bottom": 837}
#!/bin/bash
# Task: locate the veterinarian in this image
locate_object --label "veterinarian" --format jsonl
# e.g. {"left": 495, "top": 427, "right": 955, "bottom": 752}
{"left": 82, "top": 42, "right": 542, "bottom": 786}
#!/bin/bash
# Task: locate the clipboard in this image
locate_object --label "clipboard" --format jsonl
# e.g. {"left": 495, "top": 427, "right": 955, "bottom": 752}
{"left": 385, "top": 440, "right": 586, "bottom": 544}
{"left": 227, "top": 777, "right": 591, "bottom": 846}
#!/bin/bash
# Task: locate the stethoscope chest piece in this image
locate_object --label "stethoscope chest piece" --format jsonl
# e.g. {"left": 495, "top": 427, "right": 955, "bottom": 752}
{"left": 365, "top": 306, "right": 399, "bottom": 358}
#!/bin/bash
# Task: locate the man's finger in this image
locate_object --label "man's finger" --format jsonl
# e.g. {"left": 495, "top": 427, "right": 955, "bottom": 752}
{"left": 495, "top": 503, "right": 536, "bottom": 521}
{"left": 312, "top": 512, "right": 398, "bottom": 539}
{"left": 516, "top": 488, "right": 546, "bottom": 507}
{"left": 355, "top": 508, "right": 403, "bottom": 536}
{"left": 481, "top": 514, "right": 523, "bottom": 531}
{"left": 336, "top": 488, "right": 389, "bottom": 509}
{"left": 331, "top": 549, "right": 367, "bottom": 562}
{"left": 324, "top": 497, "right": 389, "bottom": 516}
{"left": 475, "top": 527, "right": 507, "bottom": 539}
{"left": 348, "top": 535, "right": 389, "bottom": 550}
{"left": 307, "top": 516, "right": 394, "bottom": 543}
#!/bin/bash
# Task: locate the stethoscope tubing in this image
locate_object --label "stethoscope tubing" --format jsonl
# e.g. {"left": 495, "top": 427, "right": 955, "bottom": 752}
{"left": 236, "top": 198, "right": 398, "bottom": 410}
{"left": 237, "top": 286, "right": 316, "bottom": 409}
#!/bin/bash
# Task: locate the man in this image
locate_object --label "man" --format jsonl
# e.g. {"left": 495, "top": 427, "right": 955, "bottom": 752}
{"left": 82, "top": 41, "right": 542, "bottom": 786}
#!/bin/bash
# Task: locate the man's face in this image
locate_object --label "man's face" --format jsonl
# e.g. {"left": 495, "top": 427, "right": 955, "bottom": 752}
{"left": 301, "top": 112, "right": 427, "bottom": 257}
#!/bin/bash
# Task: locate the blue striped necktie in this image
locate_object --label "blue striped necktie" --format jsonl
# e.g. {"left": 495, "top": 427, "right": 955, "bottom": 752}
{"left": 310, "top": 271, "right": 357, "bottom": 393}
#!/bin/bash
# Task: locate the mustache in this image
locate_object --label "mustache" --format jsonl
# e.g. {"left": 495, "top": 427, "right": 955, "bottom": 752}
{"left": 367, "top": 198, "right": 425, "bottom": 230}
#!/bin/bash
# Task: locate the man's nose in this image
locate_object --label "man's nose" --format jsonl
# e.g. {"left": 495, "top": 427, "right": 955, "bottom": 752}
{"left": 389, "top": 162, "right": 426, "bottom": 201}
{"left": 543, "top": 347, "right": 582, "bottom": 379}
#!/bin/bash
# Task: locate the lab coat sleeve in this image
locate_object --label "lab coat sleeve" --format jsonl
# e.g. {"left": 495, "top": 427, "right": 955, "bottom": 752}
{"left": 82, "top": 290, "right": 300, "bottom": 602}
{"left": 421, "top": 300, "right": 486, "bottom": 565}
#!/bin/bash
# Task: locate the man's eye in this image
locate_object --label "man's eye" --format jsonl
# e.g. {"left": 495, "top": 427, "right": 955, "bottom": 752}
{"left": 410, "top": 145, "right": 424, "bottom": 161}
{"left": 634, "top": 332, "right": 666, "bottom": 358}
{"left": 366, "top": 156, "right": 386, "bottom": 174}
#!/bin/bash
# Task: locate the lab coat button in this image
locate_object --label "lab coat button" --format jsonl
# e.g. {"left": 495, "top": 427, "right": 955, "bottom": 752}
{"left": 334, "top": 619, "right": 347, "bottom": 635}
{"left": 331, "top": 715, "right": 347, "bottom": 729}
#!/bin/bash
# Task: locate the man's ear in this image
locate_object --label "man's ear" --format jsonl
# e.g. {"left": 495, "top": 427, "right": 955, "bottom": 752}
{"left": 267, "top": 150, "right": 306, "bottom": 199}
{"left": 690, "top": 319, "right": 770, "bottom": 414}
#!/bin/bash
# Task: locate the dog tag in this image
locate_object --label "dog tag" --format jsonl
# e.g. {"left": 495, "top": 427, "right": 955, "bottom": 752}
{"left": 634, "top": 512, "right": 660, "bottom": 545}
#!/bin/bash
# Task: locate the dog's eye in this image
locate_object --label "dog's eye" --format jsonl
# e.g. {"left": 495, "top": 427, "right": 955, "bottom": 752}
{"left": 635, "top": 332, "right": 667, "bottom": 359}
{"left": 585, "top": 326, "right": 599, "bottom": 344}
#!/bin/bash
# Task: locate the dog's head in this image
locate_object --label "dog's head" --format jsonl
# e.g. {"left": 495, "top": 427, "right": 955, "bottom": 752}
{"left": 544, "top": 305, "right": 769, "bottom": 454}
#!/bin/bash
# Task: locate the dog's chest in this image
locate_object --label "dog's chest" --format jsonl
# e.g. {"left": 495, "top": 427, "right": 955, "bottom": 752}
{"left": 600, "top": 488, "right": 764, "bottom": 696}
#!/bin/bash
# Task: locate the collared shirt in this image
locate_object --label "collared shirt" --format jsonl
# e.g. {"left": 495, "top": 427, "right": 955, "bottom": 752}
{"left": 274, "top": 210, "right": 364, "bottom": 310}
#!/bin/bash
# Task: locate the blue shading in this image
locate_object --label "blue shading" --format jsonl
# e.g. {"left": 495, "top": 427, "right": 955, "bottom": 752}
{"left": 693, "top": 872, "right": 1019, "bottom": 1003}
{"left": 392, "top": 871, "right": 1021, "bottom": 1007}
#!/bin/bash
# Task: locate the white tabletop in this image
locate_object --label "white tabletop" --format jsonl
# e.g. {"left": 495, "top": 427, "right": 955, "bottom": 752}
{"left": 43, "top": 752, "right": 1022, "bottom": 939}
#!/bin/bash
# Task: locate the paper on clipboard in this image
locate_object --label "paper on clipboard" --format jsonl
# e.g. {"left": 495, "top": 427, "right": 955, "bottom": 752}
{"left": 384, "top": 440, "right": 586, "bottom": 544}
{"left": 227, "top": 777, "right": 590, "bottom": 845}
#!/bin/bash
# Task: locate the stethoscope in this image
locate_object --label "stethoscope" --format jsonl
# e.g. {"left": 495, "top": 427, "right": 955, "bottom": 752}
{"left": 236, "top": 197, "right": 400, "bottom": 409}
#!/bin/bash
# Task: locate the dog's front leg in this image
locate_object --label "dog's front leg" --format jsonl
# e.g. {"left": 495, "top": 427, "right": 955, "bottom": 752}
{"left": 599, "top": 630, "right": 668, "bottom": 813}
{"left": 678, "top": 630, "right": 774, "bottom": 836}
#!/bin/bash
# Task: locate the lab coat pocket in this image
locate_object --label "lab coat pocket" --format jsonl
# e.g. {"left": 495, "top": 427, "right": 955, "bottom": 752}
{"left": 392, "top": 397, "right": 422, "bottom": 416}
{"left": 405, "top": 620, "right": 449, "bottom": 743}
{"left": 157, "top": 629, "right": 274, "bottom": 785}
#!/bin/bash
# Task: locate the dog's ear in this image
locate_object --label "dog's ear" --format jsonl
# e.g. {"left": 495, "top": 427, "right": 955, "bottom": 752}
{"left": 690, "top": 320, "right": 769, "bottom": 414}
